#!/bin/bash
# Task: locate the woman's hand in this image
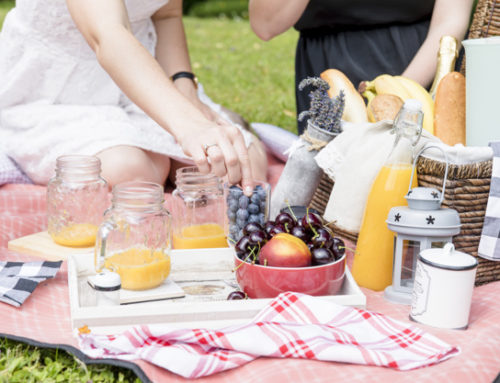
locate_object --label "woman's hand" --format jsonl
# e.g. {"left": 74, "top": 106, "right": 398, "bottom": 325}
{"left": 177, "top": 121, "right": 254, "bottom": 194}
{"left": 173, "top": 77, "right": 220, "bottom": 122}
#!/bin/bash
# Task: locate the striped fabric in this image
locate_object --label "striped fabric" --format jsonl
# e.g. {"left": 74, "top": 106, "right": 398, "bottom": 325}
{"left": 478, "top": 142, "right": 500, "bottom": 261}
{"left": 78, "top": 292, "right": 459, "bottom": 379}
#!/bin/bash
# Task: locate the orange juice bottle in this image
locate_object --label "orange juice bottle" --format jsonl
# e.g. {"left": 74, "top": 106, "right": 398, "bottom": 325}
{"left": 352, "top": 100, "right": 423, "bottom": 291}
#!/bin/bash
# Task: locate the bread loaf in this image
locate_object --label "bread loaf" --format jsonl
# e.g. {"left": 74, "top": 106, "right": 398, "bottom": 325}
{"left": 367, "top": 94, "right": 404, "bottom": 122}
{"left": 434, "top": 72, "right": 466, "bottom": 145}
{"left": 320, "top": 69, "right": 368, "bottom": 123}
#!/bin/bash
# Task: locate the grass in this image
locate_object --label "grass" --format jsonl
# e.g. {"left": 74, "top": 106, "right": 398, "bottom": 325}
{"left": 0, "top": 6, "right": 297, "bottom": 382}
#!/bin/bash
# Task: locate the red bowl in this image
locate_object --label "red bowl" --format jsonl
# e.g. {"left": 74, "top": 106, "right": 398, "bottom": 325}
{"left": 234, "top": 252, "right": 346, "bottom": 299}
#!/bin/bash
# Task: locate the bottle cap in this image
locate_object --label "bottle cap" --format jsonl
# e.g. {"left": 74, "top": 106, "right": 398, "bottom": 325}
{"left": 88, "top": 271, "right": 121, "bottom": 291}
{"left": 403, "top": 99, "right": 422, "bottom": 112}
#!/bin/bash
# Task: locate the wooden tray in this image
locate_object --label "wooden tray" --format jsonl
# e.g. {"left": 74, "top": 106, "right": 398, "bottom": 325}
{"left": 8, "top": 231, "right": 93, "bottom": 261}
{"left": 68, "top": 248, "right": 366, "bottom": 334}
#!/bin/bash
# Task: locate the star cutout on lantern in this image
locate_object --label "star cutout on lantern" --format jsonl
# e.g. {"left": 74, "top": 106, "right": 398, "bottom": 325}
{"left": 431, "top": 191, "right": 439, "bottom": 199}
{"left": 407, "top": 190, "right": 413, "bottom": 196}
{"left": 426, "top": 215, "right": 435, "bottom": 225}
{"left": 394, "top": 213, "right": 401, "bottom": 222}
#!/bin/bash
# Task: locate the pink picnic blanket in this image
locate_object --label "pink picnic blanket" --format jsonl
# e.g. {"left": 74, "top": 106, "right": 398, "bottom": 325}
{"left": 1, "top": 155, "right": 500, "bottom": 382}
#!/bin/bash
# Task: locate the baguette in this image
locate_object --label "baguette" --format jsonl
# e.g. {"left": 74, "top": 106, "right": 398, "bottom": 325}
{"left": 320, "top": 69, "right": 368, "bottom": 123}
{"left": 434, "top": 72, "right": 466, "bottom": 145}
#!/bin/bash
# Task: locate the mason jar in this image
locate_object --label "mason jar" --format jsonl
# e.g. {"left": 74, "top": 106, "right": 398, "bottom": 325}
{"left": 47, "top": 155, "right": 108, "bottom": 247}
{"left": 171, "top": 166, "right": 227, "bottom": 249}
{"left": 95, "top": 182, "right": 172, "bottom": 291}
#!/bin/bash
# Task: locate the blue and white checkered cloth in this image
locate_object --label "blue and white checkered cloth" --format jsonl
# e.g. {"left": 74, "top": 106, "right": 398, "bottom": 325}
{"left": 0, "top": 261, "right": 62, "bottom": 307}
{"left": 0, "top": 153, "right": 32, "bottom": 186}
{"left": 478, "top": 142, "right": 500, "bottom": 261}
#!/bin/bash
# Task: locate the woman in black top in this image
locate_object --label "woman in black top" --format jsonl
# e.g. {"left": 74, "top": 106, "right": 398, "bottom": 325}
{"left": 249, "top": 0, "right": 474, "bottom": 134}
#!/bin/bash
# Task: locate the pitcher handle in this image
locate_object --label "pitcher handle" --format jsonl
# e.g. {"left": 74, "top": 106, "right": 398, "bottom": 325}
{"left": 408, "top": 144, "right": 449, "bottom": 205}
{"left": 94, "top": 221, "right": 117, "bottom": 273}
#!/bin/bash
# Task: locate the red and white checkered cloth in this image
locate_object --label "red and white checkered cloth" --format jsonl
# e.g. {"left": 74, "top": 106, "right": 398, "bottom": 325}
{"left": 77, "top": 292, "right": 459, "bottom": 379}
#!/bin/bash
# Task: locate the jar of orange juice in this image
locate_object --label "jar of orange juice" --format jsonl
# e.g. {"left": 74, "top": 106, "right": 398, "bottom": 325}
{"left": 47, "top": 155, "right": 108, "bottom": 247}
{"left": 171, "top": 167, "right": 228, "bottom": 249}
{"left": 95, "top": 182, "right": 172, "bottom": 290}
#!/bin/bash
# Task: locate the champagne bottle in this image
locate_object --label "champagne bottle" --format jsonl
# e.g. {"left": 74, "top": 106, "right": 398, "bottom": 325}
{"left": 429, "top": 36, "right": 459, "bottom": 100}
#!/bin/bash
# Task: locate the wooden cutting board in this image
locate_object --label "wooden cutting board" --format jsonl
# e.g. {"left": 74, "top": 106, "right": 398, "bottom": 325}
{"left": 8, "top": 231, "right": 94, "bottom": 261}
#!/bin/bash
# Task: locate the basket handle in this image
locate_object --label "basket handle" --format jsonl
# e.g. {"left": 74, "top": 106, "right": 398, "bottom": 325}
{"left": 408, "top": 144, "right": 449, "bottom": 205}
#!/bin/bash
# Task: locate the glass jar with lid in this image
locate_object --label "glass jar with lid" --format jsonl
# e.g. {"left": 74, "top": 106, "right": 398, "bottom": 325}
{"left": 47, "top": 155, "right": 108, "bottom": 247}
{"left": 95, "top": 181, "right": 172, "bottom": 291}
{"left": 171, "top": 166, "right": 228, "bottom": 249}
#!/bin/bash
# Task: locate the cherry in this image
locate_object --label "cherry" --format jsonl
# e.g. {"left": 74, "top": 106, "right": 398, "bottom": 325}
{"left": 235, "top": 236, "right": 252, "bottom": 257}
{"left": 275, "top": 212, "right": 296, "bottom": 227}
{"left": 311, "top": 228, "right": 333, "bottom": 249}
{"left": 269, "top": 223, "right": 286, "bottom": 236}
{"left": 243, "top": 222, "right": 263, "bottom": 236}
{"left": 301, "top": 212, "right": 323, "bottom": 231}
{"left": 311, "top": 247, "right": 335, "bottom": 265}
{"left": 249, "top": 230, "right": 267, "bottom": 246}
{"left": 291, "top": 225, "right": 308, "bottom": 243}
{"left": 227, "top": 291, "right": 247, "bottom": 300}
{"left": 307, "top": 242, "right": 315, "bottom": 253}
{"left": 331, "top": 237, "right": 345, "bottom": 260}
{"left": 264, "top": 221, "right": 275, "bottom": 238}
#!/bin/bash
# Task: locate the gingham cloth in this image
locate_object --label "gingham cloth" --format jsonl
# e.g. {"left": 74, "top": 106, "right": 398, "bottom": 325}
{"left": 478, "top": 141, "right": 500, "bottom": 261}
{"left": 78, "top": 292, "right": 459, "bottom": 378}
{"left": 0, "top": 260, "right": 62, "bottom": 307}
{"left": 0, "top": 154, "right": 32, "bottom": 185}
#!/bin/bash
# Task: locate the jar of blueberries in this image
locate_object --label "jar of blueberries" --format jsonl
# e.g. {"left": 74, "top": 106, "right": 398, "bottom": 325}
{"left": 226, "top": 181, "right": 271, "bottom": 244}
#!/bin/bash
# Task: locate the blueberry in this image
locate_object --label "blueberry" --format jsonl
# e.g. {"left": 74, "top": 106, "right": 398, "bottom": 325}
{"left": 250, "top": 193, "right": 261, "bottom": 204}
{"left": 238, "top": 195, "right": 249, "bottom": 209}
{"left": 228, "top": 210, "right": 236, "bottom": 222}
{"left": 248, "top": 214, "right": 260, "bottom": 223}
{"left": 258, "top": 213, "right": 266, "bottom": 225}
{"left": 228, "top": 199, "right": 238, "bottom": 212}
{"left": 236, "top": 209, "right": 249, "bottom": 221}
{"left": 260, "top": 200, "right": 267, "bottom": 212}
{"left": 254, "top": 184, "right": 263, "bottom": 192}
{"left": 248, "top": 203, "right": 260, "bottom": 214}
{"left": 229, "top": 185, "right": 242, "bottom": 197}
{"left": 236, "top": 218, "right": 247, "bottom": 229}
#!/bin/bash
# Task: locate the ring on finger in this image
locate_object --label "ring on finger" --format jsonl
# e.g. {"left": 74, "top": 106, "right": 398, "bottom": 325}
{"left": 203, "top": 143, "right": 218, "bottom": 154}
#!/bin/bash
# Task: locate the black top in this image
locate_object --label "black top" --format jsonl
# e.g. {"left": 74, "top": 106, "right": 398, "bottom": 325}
{"left": 293, "top": 0, "right": 436, "bottom": 134}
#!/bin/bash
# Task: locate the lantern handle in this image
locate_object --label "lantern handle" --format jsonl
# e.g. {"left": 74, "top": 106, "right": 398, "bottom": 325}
{"left": 408, "top": 145, "right": 449, "bottom": 205}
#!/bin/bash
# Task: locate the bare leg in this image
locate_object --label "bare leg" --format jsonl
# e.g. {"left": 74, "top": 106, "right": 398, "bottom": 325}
{"left": 97, "top": 145, "right": 170, "bottom": 187}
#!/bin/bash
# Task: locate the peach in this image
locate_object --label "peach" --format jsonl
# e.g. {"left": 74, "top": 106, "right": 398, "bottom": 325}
{"left": 259, "top": 233, "right": 311, "bottom": 267}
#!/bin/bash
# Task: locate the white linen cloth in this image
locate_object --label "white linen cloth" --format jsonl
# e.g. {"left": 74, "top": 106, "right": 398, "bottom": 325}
{"left": 0, "top": 0, "right": 252, "bottom": 184}
{"left": 77, "top": 292, "right": 459, "bottom": 379}
{"left": 315, "top": 120, "right": 493, "bottom": 234}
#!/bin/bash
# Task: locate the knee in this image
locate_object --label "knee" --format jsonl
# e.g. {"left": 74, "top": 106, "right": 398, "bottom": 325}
{"left": 98, "top": 147, "right": 170, "bottom": 187}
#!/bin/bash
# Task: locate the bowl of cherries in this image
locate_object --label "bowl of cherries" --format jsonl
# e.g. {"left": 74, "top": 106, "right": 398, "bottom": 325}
{"left": 232, "top": 210, "right": 346, "bottom": 299}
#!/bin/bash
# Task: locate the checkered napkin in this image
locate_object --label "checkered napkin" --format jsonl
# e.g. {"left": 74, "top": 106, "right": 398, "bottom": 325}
{"left": 0, "top": 261, "right": 62, "bottom": 307}
{"left": 478, "top": 141, "right": 500, "bottom": 261}
{"left": 0, "top": 154, "right": 32, "bottom": 185}
{"left": 77, "top": 292, "right": 459, "bottom": 378}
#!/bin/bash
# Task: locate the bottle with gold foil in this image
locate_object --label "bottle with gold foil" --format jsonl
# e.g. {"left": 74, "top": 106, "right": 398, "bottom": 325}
{"left": 429, "top": 36, "right": 459, "bottom": 100}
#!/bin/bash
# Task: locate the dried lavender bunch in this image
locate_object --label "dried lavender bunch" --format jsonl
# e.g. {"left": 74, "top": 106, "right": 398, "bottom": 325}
{"left": 298, "top": 77, "right": 345, "bottom": 134}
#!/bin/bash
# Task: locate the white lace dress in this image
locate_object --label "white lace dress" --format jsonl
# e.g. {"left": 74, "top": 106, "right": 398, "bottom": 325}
{"left": 0, "top": 0, "right": 252, "bottom": 184}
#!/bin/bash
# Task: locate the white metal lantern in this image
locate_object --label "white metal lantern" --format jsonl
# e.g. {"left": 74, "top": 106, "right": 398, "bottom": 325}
{"left": 384, "top": 146, "right": 461, "bottom": 304}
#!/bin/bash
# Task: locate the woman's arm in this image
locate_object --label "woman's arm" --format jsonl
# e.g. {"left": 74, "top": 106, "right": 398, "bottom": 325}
{"left": 249, "top": 0, "right": 310, "bottom": 41}
{"left": 402, "top": 0, "right": 474, "bottom": 88}
{"left": 66, "top": 0, "right": 253, "bottom": 189}
{"left": 152, "top": 0, "right": 216, "bottom": 121}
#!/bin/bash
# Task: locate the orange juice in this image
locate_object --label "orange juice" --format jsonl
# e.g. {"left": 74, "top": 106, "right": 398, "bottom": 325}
{"left": 51, "top": 223, "right": 98, "bottom": 247}
{"left": 173, "top": 223, "right": 227, "bottom": 249}
{"left": 104, "top": 248, "right": 171, "bottom": 290}
{"left": 352, "top": 164, "right": 417, "bottom": 291}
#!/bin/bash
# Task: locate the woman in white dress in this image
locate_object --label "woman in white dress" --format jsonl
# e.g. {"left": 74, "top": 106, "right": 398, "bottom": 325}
{"left": 0, "top": 0, "right": 267, "bottom": 191}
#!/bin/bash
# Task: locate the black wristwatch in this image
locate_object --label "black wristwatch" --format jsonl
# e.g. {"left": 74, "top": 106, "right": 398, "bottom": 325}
{"left": 170, "top": 71, "right": 198, "bottom": 88}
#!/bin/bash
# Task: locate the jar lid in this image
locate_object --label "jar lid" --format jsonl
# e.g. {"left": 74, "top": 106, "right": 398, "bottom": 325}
{"left": 419, "top": 243, "right": 478, "bottom": 271}
{"left": 405, "top": 187, "right": 441, "bottom": 210}
{"left": 387, "top": 206, "right": 461, "bottom": 236}
{"left": 88, "top": 271, "right": 121, "bottom": 291}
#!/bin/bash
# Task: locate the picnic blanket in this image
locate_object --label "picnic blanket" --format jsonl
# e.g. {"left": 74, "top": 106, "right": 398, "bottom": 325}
{"left": 1, "top": 155, "right": 500, "bottom": 382}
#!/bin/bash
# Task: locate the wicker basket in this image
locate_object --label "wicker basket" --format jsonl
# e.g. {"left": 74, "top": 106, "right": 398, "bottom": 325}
{"left": 416, "top": 156, "right": 500, "bottom": 286}
{"left": 460, "top": 0, "right": 500, "bottom": 73}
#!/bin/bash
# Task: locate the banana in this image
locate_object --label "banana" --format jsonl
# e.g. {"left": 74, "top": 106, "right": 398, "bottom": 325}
{"left": 362, "top": 74, "right": 434, "bottom": 135}
{"left": 394, "top": 76, "right": 434, "bottom": 135}
{"left": 363, "top": 90, "right": 377, "bottom": 122}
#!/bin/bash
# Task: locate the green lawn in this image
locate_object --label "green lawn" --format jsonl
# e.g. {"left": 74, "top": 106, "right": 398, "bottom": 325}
{"left": 0, "top": 5, "right": 297, "bottom": 382}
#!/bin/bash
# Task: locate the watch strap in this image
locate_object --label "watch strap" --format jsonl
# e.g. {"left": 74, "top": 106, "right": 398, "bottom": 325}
{"left": 170, "top": 71, "right": 198, "bottom": 88}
